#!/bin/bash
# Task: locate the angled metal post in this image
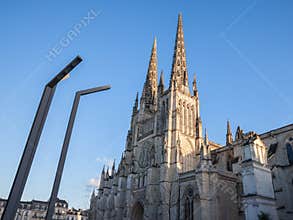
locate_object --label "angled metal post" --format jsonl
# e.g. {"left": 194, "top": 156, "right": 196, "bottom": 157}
{"left": 45, "top": 85, "right": 111, "bottom": 220}
{"left": 1, "top": 56, "right": 82, "bottom": 220}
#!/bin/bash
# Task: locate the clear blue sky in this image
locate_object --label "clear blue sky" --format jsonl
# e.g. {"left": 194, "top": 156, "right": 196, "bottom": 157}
{"left": 0, "top": 0, "right": 292, "bottom": 209}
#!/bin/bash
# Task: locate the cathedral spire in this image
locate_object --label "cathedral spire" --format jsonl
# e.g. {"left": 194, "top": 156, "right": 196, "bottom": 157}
{"left": 140, "top": 38, "right": 158, "bottom": 111}
{"left": 158, "top": 70, "right": 164, "bottom": 95}
{"left": 226, "top": 120, "right": 233, "bottom": 145}
{"left": 170, "top": 13, "right": 189, "bottom": 93}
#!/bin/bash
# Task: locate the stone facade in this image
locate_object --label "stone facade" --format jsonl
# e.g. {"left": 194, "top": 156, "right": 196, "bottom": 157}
{"left": 89, "top": 14, "right": 293, "bottom": 220}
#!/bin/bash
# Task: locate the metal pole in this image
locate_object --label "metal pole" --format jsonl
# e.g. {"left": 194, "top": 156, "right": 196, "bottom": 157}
{"left": 1, "top": 56, "right": 82, "bottom": 220}
{"left": 45, "top": 85, "right": 111, "bottom": 220}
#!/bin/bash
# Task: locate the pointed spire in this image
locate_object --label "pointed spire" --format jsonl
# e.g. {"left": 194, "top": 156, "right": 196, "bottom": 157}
{"left": 204, "top": 128, "right": 209, "bottom": 146}
{"left": 158, "top": 70, "right": 165, "bottom": 95}
{"left": 141, "top": 38, "right": 158, "bottom": 111}
{"left": 195, "top": 116, "right": 203, "bottom": 151}
{"left": 226, "top": 120, "right": 233, "bottom": 145}
{"left": 235, "top": 125, "right": 243, "bottom": 141}
{"left": 111, "top": 160, "right": 115, "bottom": 177}
{"left": 203, "top": 128, "right": 209, "bottom": 158}
{"left": 91, "top": 188, "right": 96, "bottom": 201}
{"left": 196, "top": 117, "right": 203, "bottom": 139}
{"left": 132, "top": 92, "right": 139, "bottom": 115}
{"left": 193, "top": 74, "right": 198, "bottom": 97}
{"left": 106, "top": 167, "right": 109, "bottom": 180}
{"left": 99, "top": 166, "right": 105, "bottom": 190}
{"left": 147, "top": 37, "right": 157, "bottom": 81}
{"left": 170, "top": 13, "right": 189, "bottom": 93}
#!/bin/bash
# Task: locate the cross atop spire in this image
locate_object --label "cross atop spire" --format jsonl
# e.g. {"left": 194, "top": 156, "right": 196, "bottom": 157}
{"left": 170, "top": 13, "right": 189, "bottom": 94}
{"left": 140, "top": 38, "right": 158, "bottom": 111}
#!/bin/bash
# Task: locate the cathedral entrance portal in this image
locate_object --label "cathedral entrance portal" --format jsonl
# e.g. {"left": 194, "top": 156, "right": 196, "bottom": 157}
{"left": 131, "top": 202, "right": 144, "bottom": 220}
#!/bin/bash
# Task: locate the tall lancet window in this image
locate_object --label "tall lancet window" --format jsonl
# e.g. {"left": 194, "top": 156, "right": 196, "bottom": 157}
{"left": 183, "top": 103, "right": 187, "bottom": 134}
{"left": 184, "top": 188, "right": 194, "bottom": 220}
{"left": 188, "top": 105, "right": 191, "bottom": 135}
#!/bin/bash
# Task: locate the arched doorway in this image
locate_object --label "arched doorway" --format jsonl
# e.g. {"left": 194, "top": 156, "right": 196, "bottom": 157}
{"left": 131, "top": 202, "right": 144, "bottom": 220}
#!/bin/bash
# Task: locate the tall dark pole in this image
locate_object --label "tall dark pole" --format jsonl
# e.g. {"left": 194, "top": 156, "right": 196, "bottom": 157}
{"left": 45, "top": 85, "right": 111, "bottom": 220}
{"left": 1, "top": 56, "right": 82, "bottom": 220}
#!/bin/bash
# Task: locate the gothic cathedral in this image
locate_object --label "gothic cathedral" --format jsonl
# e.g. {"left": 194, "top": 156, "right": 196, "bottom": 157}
{"left": 89, "top": 14, "right": 293, "bottom": 220}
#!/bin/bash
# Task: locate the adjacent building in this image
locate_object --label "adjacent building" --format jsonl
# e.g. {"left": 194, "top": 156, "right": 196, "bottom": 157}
{"left": 89, "top": 14, "right": 293, "bottom": 220}
{"left": 0, "top": 198, "right": 88, "bottom": 220}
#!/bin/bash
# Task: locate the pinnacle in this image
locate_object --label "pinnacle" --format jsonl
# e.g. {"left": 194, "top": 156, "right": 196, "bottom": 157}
{"left": 226, "top": 120, "right": 233, "bottom": 145}
{"left": 205, "top": 128, "right": 209, "bottom": 145}
{"left": 159, "top": 71, "right": 164, "bottom": 87}
{"left": 227, "top": 120, "right": 232, "bottom": 135}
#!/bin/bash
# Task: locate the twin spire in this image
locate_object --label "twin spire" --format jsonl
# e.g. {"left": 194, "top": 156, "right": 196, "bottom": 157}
{"left": 170, "top": 14, "right": 189, "bottom": 93}
{"left": 140, "top": 13, "right": 191, "bottom": 111}
{"left": 140, "top": 37, "right": 158, "bottom": 111}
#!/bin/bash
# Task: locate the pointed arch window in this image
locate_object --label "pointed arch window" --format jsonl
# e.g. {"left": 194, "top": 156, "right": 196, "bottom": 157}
{"left": 184, "top": 188, "right": 194, "bottom": 220}
{"left": 182, "top": 103, "right": 187, "bottom": 134}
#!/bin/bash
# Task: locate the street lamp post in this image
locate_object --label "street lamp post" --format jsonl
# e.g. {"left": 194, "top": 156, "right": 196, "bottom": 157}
{"left": 1, "top": 56, "right": 82, "bottom": 220}
{"left": 45, "top": 85, "right": 111, "bottom": 220}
